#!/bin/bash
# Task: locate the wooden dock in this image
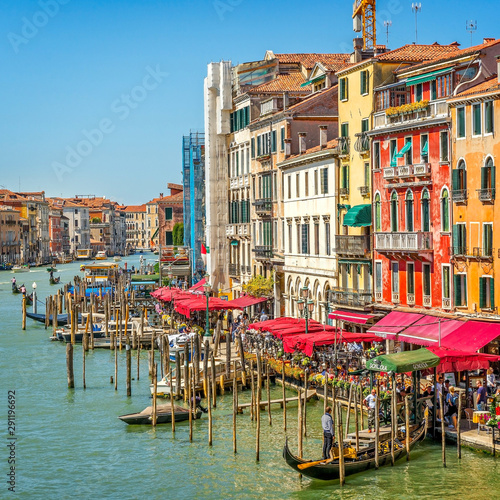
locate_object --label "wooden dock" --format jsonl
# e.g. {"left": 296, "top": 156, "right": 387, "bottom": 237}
{"left": 237, "top": 389, "right": 316, "bottom": 413}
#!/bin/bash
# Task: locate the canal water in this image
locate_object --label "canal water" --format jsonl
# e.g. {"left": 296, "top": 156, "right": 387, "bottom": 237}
{"left": 1, "top": 255, "right": 498, "bottom": 499}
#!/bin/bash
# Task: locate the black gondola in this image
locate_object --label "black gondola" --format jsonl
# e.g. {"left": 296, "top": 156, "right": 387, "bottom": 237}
{"left": 49, "top": 276, "right": 61, "bottom": 285}
{"left": 283, "top": 415, "right": 427, "bottom": 481}
{"left": 26, "top": 293, "right": 33, "bottom": 305}
{"left": 26, "top": 312, "right": 81, "bottom": 325}
{"left": 118, "top": 404, "right": 202, "bottom": 425}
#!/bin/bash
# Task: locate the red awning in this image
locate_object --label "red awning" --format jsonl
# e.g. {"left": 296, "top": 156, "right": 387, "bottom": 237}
{"left": 188, "top": 278, "right": 206, "bottom": 293}
{"left": 441, "top": 320, "right": 500, "bottom": 352}
{"left": 396, "top": 317, "right": 464, "bottom": 347}
{"left": 151, "top": 287, "right": 185, "bottom": 302}
{"left": 226, "top": 295, "right": 268, "bottom": 309}
{"left": 368, "top": 311, "right": 424, "bottom": 338}
{"left": 248, "top": 317, "right": 309, "bottom": 331}
{"left": 427, "top": 346, "right": 500, "bottom": 373}
{"left": 174, "top": 295, "right": 228, "bottom": 318}
{"left": 328, "top": 309, "right": 375, "bottom": 325}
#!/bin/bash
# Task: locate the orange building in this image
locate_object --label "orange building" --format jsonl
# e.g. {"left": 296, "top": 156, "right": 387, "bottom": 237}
{"left": 449, "top": 61, "right": 500, "bottom": 317}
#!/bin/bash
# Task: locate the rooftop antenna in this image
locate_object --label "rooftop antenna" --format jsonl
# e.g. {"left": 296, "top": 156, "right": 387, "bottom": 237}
{"left": 383, "top": 20, "right": 392, "bottom": 47}
{"left": 411, "top": 3, "right": 422, "bottom": 44}
{"left": 466, "top": 20, "right": 477, "bottom": 47}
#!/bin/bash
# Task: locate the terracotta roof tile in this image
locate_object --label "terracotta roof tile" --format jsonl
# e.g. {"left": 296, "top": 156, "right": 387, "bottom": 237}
{"left": 286, "top": 138, "right": 338, "bottom": 160}
{"left": 449, "top": 75, "right": 500, "bottom": 100}
{"left": 377, "top": 43, "right": 461, "bottom": 63}
{"left": 123, "top": 205, "right": 147, "bottom": 213}
{"left": 285, "top": 84, "right": 338, "bottom": 112}
{"left": 250, "top": 72, "right": 311, "bottom": 93}
{"left": 275, "top": 53, "right": 350, "bottom": 70}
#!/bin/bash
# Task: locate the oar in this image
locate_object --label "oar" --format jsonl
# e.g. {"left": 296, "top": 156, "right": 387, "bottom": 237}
{"left": 297, "top": 457, "right": 334, "bottom": 470}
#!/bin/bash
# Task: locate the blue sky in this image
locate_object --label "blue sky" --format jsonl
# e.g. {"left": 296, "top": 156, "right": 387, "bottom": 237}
{"left": 0, "top": 0, "right": 498, "bottom": 204}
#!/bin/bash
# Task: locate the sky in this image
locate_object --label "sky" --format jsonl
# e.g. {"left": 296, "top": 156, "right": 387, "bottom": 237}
{"left": 0, "top": 0, "right": 498, "bottom": 205}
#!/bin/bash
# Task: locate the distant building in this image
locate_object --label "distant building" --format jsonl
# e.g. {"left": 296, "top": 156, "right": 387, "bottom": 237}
{"left": 123, "top": 204, "right": 147, "bottom": 251}
{"left": 0, "top": 206, "right": 22, "bottom": 264}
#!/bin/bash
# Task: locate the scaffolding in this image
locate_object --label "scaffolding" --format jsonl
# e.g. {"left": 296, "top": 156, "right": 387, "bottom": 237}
{"left": 182, "top": 132, "right": 205, "bottom": 284}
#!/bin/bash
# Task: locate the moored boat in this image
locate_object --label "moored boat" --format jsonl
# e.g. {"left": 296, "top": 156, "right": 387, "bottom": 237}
{"left": 49, "top": 276, "right": 61, "bottom": 285}
{"left": 12, "top": 265, "right": 30, "bottom": 273}
{"left": 118, "top": 404, "right": 202, "bottom": 425}
{"left": 26, "top": 312, "right": 80, "bottom": 325}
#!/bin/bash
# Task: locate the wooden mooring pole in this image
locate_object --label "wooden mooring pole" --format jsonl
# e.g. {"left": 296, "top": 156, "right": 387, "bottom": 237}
{"left": 337, "top": 401, "right": 345, "bottom": 486}
{"left": 405, "top": 394, "right": 410, "bottom": 461}
{"left": 266, "top": 361, "right": 272, "bottom": 426}
{"left": 282, "top": 362, "right": 287, "bottom": 431}
{"left": 22, "top": 295, "right": 26, "bottom": 330}
{"left": 126, "top": 340, "right": 131, "bottom": 397}
{"left": 440, "top": 390, "right": 446, "bottom": 467}
{"left": 66, "top": 343, "right": 74, "bottom": 388}
{"left": 457, "top": 389, "right": 462, "bottom": 459}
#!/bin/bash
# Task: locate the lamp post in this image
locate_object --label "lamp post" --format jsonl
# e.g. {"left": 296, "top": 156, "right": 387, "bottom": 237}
{"left": 203, "top": 274, "right": 211, "bottom": 338}
{"left": 32, "top": 281, "right": 37, "bottom": 314}
{"left": 297, "top": 286, "right": 314, "bottom": 334}
{"left": 167, "top": 266, "right": 173, "bottom": 290}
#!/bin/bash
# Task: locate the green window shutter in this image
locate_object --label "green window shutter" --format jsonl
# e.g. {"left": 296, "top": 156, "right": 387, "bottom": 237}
{"left": 490, "top": 278, "right": 495, "bottom": 309}
{"left": 230, "top": 113, "right": 234, "bottom": 133}
{"left": 452, "top": 169, "right": 460, "bottom": 191}
{"left": 479, "top": 277, "right": 486, "bottom": 309}
{"left": 431, "top": 80, "right": 437, "bottom": 100}
{"left": 452, "top": 225, "right": 459, "bottom": 253}
{"left": 473, "top": 104, "right": 481, "bottom": 135}
{"left": 280, "top": 128, "right": 285, "bottom": 150}
{"left": 492, "top": 166, "right": 496, "bottom": 198}
{"left": 454, "top": 274, "right": 461, "bottom": 306}
{"left": 340, "top": 78, "right": 345, "bottom": 100}
{"left": 251, "top": 138, "right": 255, "bottom": 158}
{"left": 271, "top": 130, "right": 277, "bottom": 153}
{"left": 485, "top": 102, "right": 492, "bottom": 133}
{"left": 360, "top": 71, "right": 366, "bottom": 94}
{"left": 481, "top": 166, "right": 487, "bottom": 189}
{"left": 457, "top": 108, "right": 465, "bottom": 137}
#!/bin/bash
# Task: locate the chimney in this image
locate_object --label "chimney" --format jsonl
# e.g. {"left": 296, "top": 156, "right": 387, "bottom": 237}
{"left": 283, "top": 91, "right": 289, "bottom": 110}
{"left": 298, "top": 133, "right": 307, "bottom": 154}
{"left": 284, "top": 138, "right": 292, "bottom": 158}
{"left": 319, "top": 126, "right": 328, "bottom": 149}
{"left": 483, "top": 37, "right": 495, "bottom": 44}
{"left": 351, "top": 37, "right": 363, "bottom": 63}
{"left": 159, "top": 193, "right": 163, "bottom": 198}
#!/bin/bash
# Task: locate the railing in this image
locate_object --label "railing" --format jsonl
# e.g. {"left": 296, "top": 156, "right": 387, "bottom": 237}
{"left": 339, "top": 187, "right": 349, "bottom": 196}
{"left": 354, "top": 133, "right": 370, "bottom": 153}
{"left": 228, "top": 263, "right": 240, "bottom": 276}
{"left": 398, "top": 165, "right": 413, "bottom": 177}
{"left": 383, "top": 167, "right": 397, "bottom": 179}
{"left": 392, "top": 292, "right": 400, "bottom": 304}
{"left": 449, "top": 246, "right": 468, "bottom": 257}
{"left": 335, "top": 235, "right": 371, "bottom": 256}
{"left": 338, "top": 137, "right": 350, "bottom": 155}
{"left": 359, "top": 186, "right": 370, "bottom": 196}
{"left": 373, "top": 100, "right": 449, "bottom": 129}
{"left": 226, "top": 223, "right": 250, "bottom": 237}
{"left": 442, "top": 297, "right": 451, "bottom": 310}
{"left": 245, "top": 266, "right": 251, "bottom": 274}
{"left": 477, "top": 188, "right": 496, "bottom": 202}
{"left": 253, "top": 198, "right": 272, "bottom": 214}
{"left": 375, "top": 291, "right": 382, "bottom": 302}
{"left": 374, "top": 232, "right": 433, "bottom": 252}
{"left": 253, "top": 245, "right": 273, "bottom": 259}
{"left": 330, "top": 288, "right": 372, "bottom": 307}
{"left": 423, "top": 295, "right": 431, "bottom": 307}
{"left": 452, "top": 189, "right": 467, "bottom": 202}
{"left": 413, "top": 163, "right": 431, "bottom": 176}
{"left": 407, "top": 293, "right": 415, "bottom": 305}
{"left": 472, "top": 247, "right": 494, "bottom": 258}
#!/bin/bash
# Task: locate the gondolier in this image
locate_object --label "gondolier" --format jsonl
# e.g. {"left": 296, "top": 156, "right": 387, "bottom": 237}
{"left": 321, "top": 406, "right": 334, "bottom": 460}
{"left": 364, "top": 388, "right": 377, "bottom": 433}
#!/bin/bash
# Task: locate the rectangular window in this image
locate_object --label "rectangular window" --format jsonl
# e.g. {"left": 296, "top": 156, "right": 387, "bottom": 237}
{"left": 305, "top": 172, "right": 309, "bottom": 197}
{"left": 165, "top": 231, "right": 173, "bottom": 245}
{"left": 391, "top": 262, "right": 399, "bottom": 293}
{"left": 287, "top": 175, "right": 291, "bottom": 199}
{"left": 483, "top": 223, "right": 493, "bottom": 257}
{"left": 165, "top": 207, "right": 172, "bottom": 220}
{"left": 314, "top": 170, "right": 318, "bottom": 195}
{"left": 442, "top": 265, "right": 451, "bottom": 300}
{"left": 415, "top": 83, "right": 423, "bottom": 102}
{"left": 373, "top": 142, "right": 380, "bottom": 170}
{"left": 364, "top": 162, "right": 370, "bottom": 187}
{"left": 251, "top": 138, "right": 255, "bottom": 158}
{"left": 457, "top": 107, "right": 465, "bottom": 138}
{"left": 296, "top": 224, "right": 301, "bottom": 254}
{"left": 314, "top": 223, "right": 319, "bottom": 255}
{"left": 288, "top": 224, "right": 292, "bottom": 253}
{"left": 341, "top": 164, "right": 349, "bottom": 190}
{"left": 271, "top": 130, "right": 277, "bottom": 153}
{"left": 420, "top": 134, "right": 429, "bottom": 162}
{"left": 341, "top": 122, "right": 349, "bottom": 138}
{"left": 280, "top": 127, "right": 285, "bottom": 150}
{"left": 325, "top": 222, "right": 330, "bottom": 255}
{"left": 407, "top": 262, "right": 415, "bottom": 295}
{"left": 431, "top": 80, "right": 437, "bottom": 100}
{"left": 320, "top": 168, "right": 328, "bottom": 194}
{"left": 390, "top": 139, "right": 397, "bottom": 166}
{"left": 454, "top": 273, "right": 467, "bottom": 307}
{"left": 360, "top": 70, "right": 369, "bottom": 95}
{"left": 340, "top": 77, "right": 348, "bottom": 101}
{"left": 472, "top": 103, "right": 482, "bottom": 136}
{"left": 479, "top": 276, "right": 495, "bottom": 309}
{"left": 423, "top": 263, "right": 431, "bottom": 297}
{"left": 296, "top": 173, "right": 300, "bottom": 198}
{"left": 375, "top": 262, "right": 382, "bottom": 293}
{"left": 301, "top": 224, "right": 309, "bottom": 254}
{"left": 440, "top": 130, "right": 449, "bottom": 161}
{"left": 485, "top": 101, "right": 494, "bottom": 134}
{"left": 273, "top": 172, "right": 277, "bottom": 200}
{"left": 405, "top": 137, "right": 412, "bottom": 165}
{"left": 361, "top": 117, "right": 369, "bottom": 133}
{"left": 453, "top": 223, "right": 467, "bottom": 255}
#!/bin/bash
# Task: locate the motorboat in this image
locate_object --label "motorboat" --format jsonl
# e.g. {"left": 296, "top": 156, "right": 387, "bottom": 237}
{"left": 12, "top": 265, "right": 30, "bottom": 273}
{"left": 118, "top": 404, "right": 202, "bottom": 425}
{"left": 95, "top": 251, "right": 107, "bottom": 260}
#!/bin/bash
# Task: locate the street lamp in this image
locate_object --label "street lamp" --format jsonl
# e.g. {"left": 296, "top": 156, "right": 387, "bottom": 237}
{"left": 32, "top": 282, "right": 37, "bottom": 314}
{"left": 297, "top": 286, "right": 314, "bottom": 334}
{"left": 203, "top": 274, "right": 211, "bottom": 338}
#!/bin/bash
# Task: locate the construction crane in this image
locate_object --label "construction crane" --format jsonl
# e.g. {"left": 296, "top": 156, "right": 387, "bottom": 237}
{"left": 353, "top": 0, "right": 376, "bottom": 50}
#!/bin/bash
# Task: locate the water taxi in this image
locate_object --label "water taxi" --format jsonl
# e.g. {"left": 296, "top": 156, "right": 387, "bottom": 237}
{"left": 95, "top": 251, "right": 107, "bottom": 260}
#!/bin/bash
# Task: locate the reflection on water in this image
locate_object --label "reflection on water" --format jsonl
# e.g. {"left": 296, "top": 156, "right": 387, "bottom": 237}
{"left": 1, "top": 256, "right": 498, "bottom": 499}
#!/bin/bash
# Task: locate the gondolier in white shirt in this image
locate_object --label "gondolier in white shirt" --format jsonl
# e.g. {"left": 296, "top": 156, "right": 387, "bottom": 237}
{"left": 364, "top": 388, "right": 377, "bottom": 433}
{"left": 321, "top": 406, "right": 335, "bottom": 460}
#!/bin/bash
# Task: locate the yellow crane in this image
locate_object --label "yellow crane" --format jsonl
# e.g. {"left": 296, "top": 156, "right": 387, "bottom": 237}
{"left": 352, "top": 0, "right": 376, "bottom": 50}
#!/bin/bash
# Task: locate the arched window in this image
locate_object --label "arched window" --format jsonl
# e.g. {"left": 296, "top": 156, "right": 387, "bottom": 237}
{"left": 452, "top": 159, "right": 467, "bottom": 201}
{"left": 421, "top": 189, "right": 430, "bottom": 232}
{"left": 441, "top": 188, "right": 450, "bottom": 232}
{"left": 405, "top": 190, "right": 414, "bottom": 232}
{"left": 481, "top": 157, "right": 496, "bottom": 200}
{"left": 374, "top": 193, "right": 381, "bottom": 231}
{"left": 390, "top": 191, "right": 398, "bottom": 232}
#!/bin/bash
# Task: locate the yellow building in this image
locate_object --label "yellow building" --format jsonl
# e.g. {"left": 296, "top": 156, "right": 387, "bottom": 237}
{"left": 448, "top": 71, "right": 500, "bottom": 316}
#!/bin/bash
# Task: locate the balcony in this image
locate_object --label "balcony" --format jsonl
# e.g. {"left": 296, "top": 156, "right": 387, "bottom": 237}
{"left": 451, "top": 246, "right": 494, "bottom": 260}
{"left": 338, "top": 137, "right": 350, "bottom": 156}
{"left": 374, "top": 232, "right": 433, "bottom": 253}
{"left": 230, "top": 175, "right": 250, "bottom": 189}
{"left": 374, "top": 291, "right": 382, "bottom": 302}
{"left": 392, "top": 292, "right": 400, "bottom": 304}
{"left": 330, "top": 288, "right": 372, "bottom": 307}
{"left": 253, "top": 198, "right": 272, "bottom": 216}
{"left": 407, "top": 293, "right": 415, "bottom": 305}
{"left": 423, "top": 295, "right": 432, "bottom": 307}
{"left": 442, "top": 297, "right": 451, "bottom": 310}
{"left": 228, "top": 264, "right": 240, "bottom": 276}
{"left": 373, "top": 100, "right": 449, "bottom": 130}
{"left": 413, "top": 163, "right": 431, "bottom": 176}
{"left": 226, "top": 223, "right": 250, "bottom": 237}
{"left": 335, "top": 235, "right": 371, "bottom": 256}
{"left": 477, "top": 188, "right": 495, "bottom": 202}
{"left": 339, "top": 187, "right": 349, "bottom": 197}
{"left": 383, "top": 167, "right": 397, "bottom": 179}
{"left": 359, "top": 186, "right": 370, "bottom": 196}
{"left": 452, "top": 189, "right": 467, "bottom": 203}
{"left": 354, "top": 133, "right": 370, "bottom": 153}
{"left": 398, "top": 165, "right": 413, "bottom": 178}
{"left": 253, "top": 245, "right": 273, "bottom": 259}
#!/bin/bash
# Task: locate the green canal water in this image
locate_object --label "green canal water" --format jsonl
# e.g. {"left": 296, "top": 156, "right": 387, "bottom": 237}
{"left": 1, "top": 255, "right": 499, "bottom": 499}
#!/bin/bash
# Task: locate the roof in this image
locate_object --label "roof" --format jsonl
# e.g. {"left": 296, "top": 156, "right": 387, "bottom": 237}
{"left": 397, "top": 38, "right": 500, "bottom": 74}
{"left": 274, "top": 53, "right": 350, "bottom": 70}
{"left": 250, "top": 73, "right": 310, "bottom": 93}
{"left": 123, "top": 204, "right": 147, "bottom": 213}
{"left": 449, "top": 75, "right": 500, "bottom": 101}
{"left": 377, "top": 43, "right": 461, "bottom": 63}
{"left": 285, "top": 138, "right": 338, "bottom": 161}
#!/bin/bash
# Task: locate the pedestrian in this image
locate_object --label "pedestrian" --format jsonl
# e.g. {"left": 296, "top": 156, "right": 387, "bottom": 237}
{"left": 487, "top": 368, "right": 496, "bottom": 396}
{"left": 364, "top": 388, "right": 377, "bottom": 433}
{"left": 321, "top": 406, "right": 334, "bottom": 460}
{"left": 20, "top": 284, "right": 26, "bottom": 295}
{"left": 260, "top": 310, "right": 269, "bottom": 322}
{"left": 445, "top": 387, "right": 459, "bottom": 430}
{"left": 476, "top": 380, "right": 487, "bottom": 410}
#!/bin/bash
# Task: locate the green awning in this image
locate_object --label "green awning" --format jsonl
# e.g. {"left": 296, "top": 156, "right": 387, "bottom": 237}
{"left": 300, "top": 75, "right": 326, "bottom": 87}
{"left": 366, "top": 348, "right": 440, "bottom": 373}
{"left": 405, "top": 67, "right": 453, "bottom": 87}
{"left": 343, "top": 204, "right": 372, "bottom": 227}
{"left": 395, "top": 141, "right": 411, "bottom": 158}
{"left": 421, "top": 140, "right": 428, "bottom": 154}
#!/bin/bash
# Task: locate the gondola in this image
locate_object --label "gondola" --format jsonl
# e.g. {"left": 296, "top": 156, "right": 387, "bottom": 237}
{"left": 47, "top": 267, "right": 58, "bottom": 273}
{"left": 283, "top": 414, "right": 427, "bottom": 481}
{"left": 49, "top": 276, "right": 61, "bottom": 285}
{"left": 26, "top": 293, "right": 33, "bottom": 306}
{"left": 26, "top": 312, "right": 81, "bottom": 325}
{"left": 118, "top": 404, "right": 202, "bottom": 425}
{"left": 12, "top": 285, "right": 20, "bottom": 294}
